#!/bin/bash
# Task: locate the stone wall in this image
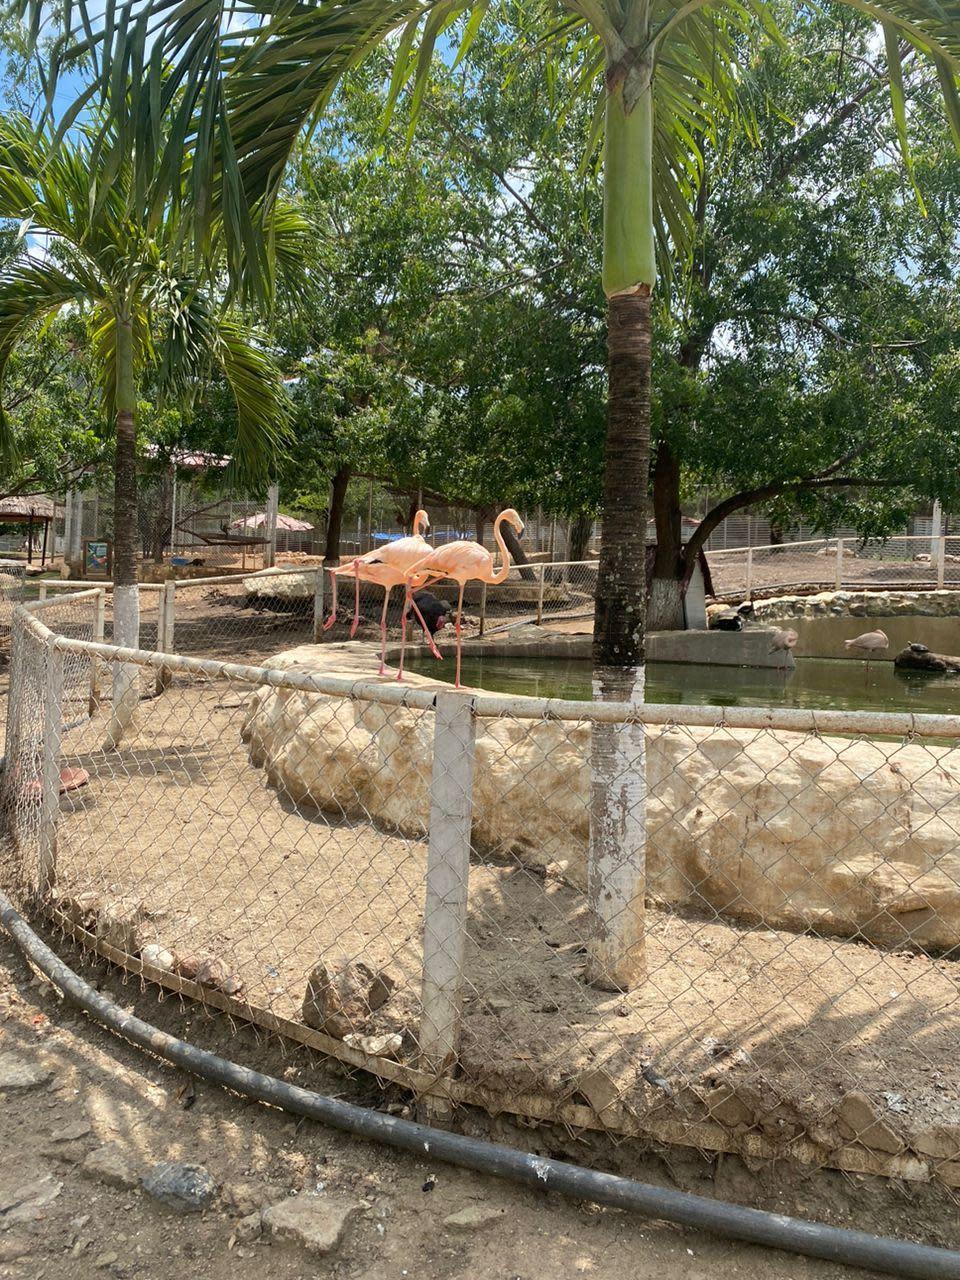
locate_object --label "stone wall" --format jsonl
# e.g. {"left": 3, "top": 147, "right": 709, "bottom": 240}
{"left": 242, "top": 646, "right": 960, "bottom": 952}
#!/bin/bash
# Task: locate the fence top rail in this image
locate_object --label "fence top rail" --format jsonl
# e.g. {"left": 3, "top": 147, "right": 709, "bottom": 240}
{"left": 16, "top": 601, "right": 960, "bottom": 739}
{"left": 24, "top": 588, "right": 105, "bottom": 613}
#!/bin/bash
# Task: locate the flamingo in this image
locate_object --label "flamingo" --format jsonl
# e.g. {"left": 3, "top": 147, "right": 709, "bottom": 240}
{"left": 403, "top": 509, "right": 524, "bottom": 688}
{"left": 768, "top": 627, "right": 798, "bottom": 670}
{"left": 322, "top": 510, "right": 442, "bottom": 672}
{"left": 844, "top": 628, "right": 888, "bottom": 680}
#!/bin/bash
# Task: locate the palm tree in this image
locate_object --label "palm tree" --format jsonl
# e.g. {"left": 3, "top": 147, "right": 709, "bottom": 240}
{"left": 0, "top": 114, "right": 291, "bottom": 740}
{"left": 26, "top": 1, "right": 960, "bottom": 989}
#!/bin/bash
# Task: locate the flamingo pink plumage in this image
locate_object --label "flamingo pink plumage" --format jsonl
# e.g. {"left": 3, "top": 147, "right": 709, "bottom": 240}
{"left": 403, "top": 509, "right": 524, "bottom": 687}
{"left": 323, "top": 509, "right": 441, "bottom": 675}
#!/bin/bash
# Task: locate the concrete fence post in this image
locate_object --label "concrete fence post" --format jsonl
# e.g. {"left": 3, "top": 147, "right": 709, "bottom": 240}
{"left": 88, "top": 588, "right": 106, "bottom": 714}
{"left": 38, "top": 583, "right": 47, "bottom": 604}
{"left": 265, "top": 483, "right": 279, "bottom": 569}
{"left": 536, "top": 562, "right": 546, "bottom": 626}
{"left": 419, "top": 692, "right": 477, "bottom": 1081}
{"left": 938, "top": 536, "right": 946, "bottom": 590}
{"left": 313, "top": 568, "right": 325, "bottom": 643}
{"left": 38, "top": 642, "right": 64, "bottom": 896}
{"left": 835, "top": 538, "right": 844, "bottom": 591}
{"left": 156, "top": 582, "right": 175, "bottom": 694}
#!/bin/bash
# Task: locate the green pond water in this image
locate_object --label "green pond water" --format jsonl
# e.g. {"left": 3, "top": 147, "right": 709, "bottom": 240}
{"left": 407, "top": 653, "right": 960, "bottom": 715}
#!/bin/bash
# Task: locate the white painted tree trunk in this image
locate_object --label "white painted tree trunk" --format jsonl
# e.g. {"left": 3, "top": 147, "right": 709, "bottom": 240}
{"left": 586, "top": 664, "right": 647, "bottom": 991}
{"left": 103, "top": 582, "right": 140, "bottom": 749}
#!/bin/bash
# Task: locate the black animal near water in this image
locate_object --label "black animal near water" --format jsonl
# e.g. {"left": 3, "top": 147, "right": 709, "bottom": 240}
{"left": 411, "top": 590, "right": 448, "bottom": 637}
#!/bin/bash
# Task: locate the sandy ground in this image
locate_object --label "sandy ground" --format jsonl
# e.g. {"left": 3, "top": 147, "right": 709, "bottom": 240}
{"left": 1, "top": 671, "right": 953, "bottom": 1166}
{"left": 0, "top": 928, "right": 956, "bottom": 1280}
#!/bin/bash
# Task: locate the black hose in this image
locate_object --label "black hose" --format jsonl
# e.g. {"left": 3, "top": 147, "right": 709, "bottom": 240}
{"left": 2, "top": 891, "right": 958, "bottom": 1280}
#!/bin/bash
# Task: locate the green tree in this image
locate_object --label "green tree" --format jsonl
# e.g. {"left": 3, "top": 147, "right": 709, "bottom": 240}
{"left": 58, "top": 0, "right": 960, "bottom": 679}
{"left": 0, "top": 114, "right": 290, "bottom": 734}
{"left": 648, "top": 9, "right": 960, "bottom": 625}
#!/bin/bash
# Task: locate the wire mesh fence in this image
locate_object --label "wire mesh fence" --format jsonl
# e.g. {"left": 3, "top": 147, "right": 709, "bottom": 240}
{"left": 2, "top": 593, "right": 959, "bottom": 1192}
{"left": 708, "top": 535, "right": 960, "bottom": 601}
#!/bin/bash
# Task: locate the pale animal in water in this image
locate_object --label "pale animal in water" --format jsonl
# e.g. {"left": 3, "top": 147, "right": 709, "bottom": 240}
{"left": 768, "top": 628, "right": 798, "bottom": 666}
{"left": 844, "top": 629, "right": 889, "bottom": 656}
{"left": 403, "top": 509, "right": 525, "bottom": 687}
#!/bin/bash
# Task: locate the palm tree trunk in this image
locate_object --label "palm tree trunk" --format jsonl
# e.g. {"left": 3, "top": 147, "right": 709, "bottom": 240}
{"left": 586, "top": 66, "right": 655, "bottom": 992}
{"left": 105, "top": 314, "right": 140, "bottom": 749}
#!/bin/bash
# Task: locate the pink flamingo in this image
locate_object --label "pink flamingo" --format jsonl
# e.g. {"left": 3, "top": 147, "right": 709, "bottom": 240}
{"left": 323, "top": 509, "right": 442, "bottom": 675}
{"left": 403, "top": 509, "right": 524, "bottom": 688}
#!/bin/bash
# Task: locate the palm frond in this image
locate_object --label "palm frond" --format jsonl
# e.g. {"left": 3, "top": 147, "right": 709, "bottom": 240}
{"left": 0, "top": 257, "right": 93, "bottom": 464}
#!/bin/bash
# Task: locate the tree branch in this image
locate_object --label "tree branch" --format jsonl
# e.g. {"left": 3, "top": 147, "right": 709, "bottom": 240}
{"left": 683, "top": 476, "right": 904, "bottom": 565}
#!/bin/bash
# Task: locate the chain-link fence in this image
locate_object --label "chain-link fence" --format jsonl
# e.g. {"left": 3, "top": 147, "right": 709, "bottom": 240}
{"left": 2, "top": 591, "right": 959, "bottom": 1193}
{"left": 708, "top": 535, "right": 960, "bottom": 601}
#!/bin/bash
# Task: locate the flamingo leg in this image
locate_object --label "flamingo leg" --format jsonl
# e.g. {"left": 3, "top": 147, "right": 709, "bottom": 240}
{"left": 323, "top": 567, "right": 339, "bottom": 631}
{"left": 378, "top": 586, "right": 391, "bottom": 676}
{"left": 454, "top": 580, "right": 465, "bottom": 689}
{"left": 396, "top": 586, "right": 411, "bottom": 682}
{"left": 349, "top": 559, "right": 363, "bottom": 638}
{"left": 407, "top": 594, "right": 444, "bottom": 660}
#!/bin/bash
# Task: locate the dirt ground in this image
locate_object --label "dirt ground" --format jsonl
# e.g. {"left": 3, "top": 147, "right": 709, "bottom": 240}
{"left": 2, "top": 668, "right": 953, "bottom": 1171}
{"left": 0, "top": 927, "right": 952, "bottom": 1280}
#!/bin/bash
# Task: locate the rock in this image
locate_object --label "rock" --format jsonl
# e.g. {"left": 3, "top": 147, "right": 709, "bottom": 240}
{"left": 220, "top": 1180, "right": 285, "bottom": 1217}
{"left": 139, "top": 944, "right": 175, "bottom": 972}
{"left": 703, "top": 1087, "right": 754, "bottom": 1128}
{"left": 0, "top": 1054, "right": 53, "bottom": 1092}
{"left": 894, "top": 646, "right": 960, "bottom": 674}
{"left": 0, "top": 1175, "right": 62, "bottom": 1223}
{"left": 95, "top": 898, "right": 145, "bottom": 954}
{"left": 94, "top": 1251, "right": 119, "bottom": 1269}
{"left": 243, "top": 646, "right": 960, "bottom": 951}
{"left": 577, "top": 1068, "right": 619, "bottom": 1114}
{"left": 835, "top": 1092, "right": 903, "bottom": 1154}
{"left": 913, "top": 1124, "right": 960, "bottom": 1161}
{"left": 173, "top": 953, "right": 242, "bottom": 995}
{"left": 82, "top": 1145, "right": 139, "bottom": 1190}
{"left": 57, "top": 891, "right": 101, "bottom": 930}
{"left": 0, "top": 1238, "right": 33, "bottom": 1263}
{"left": 51, "top": 1120, "right": 92, "bottom": 1142}
{"left": 301, "top": 959, "right": 396, "bottom": 1039}
{"left": 142, "top": 1162, "right": 218, "bottom": 1212}
{"left": 261, "top": 1195, "right": 359, "bottom": 1255}
{"left": 443, "top": 1205, "right": 505, "bottom": 1231}
{"left": 234, "top": 1212, "right": 263, "bottom": 1243}
{"left": 342, "top": 1032, "right": 403, "bottom": 1059}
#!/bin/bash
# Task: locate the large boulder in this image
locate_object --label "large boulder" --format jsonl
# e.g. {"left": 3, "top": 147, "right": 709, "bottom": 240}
{"left": 241, "top": 646, "right": 960, "bottom": 950}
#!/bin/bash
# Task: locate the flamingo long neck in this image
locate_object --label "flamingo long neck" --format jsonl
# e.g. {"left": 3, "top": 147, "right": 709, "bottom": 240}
{"left": 413, "top": 509, "right": 429, "bottom": 537}
{"left": 490, "top": 513, "right": 514, "bottom": 584}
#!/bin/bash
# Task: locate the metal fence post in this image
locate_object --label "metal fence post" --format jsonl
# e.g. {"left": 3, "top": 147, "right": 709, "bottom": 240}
{"left": 938, "top": 536, "right": 946, "bottom": 590}
{"left": 313, "top": 568, "right": 325, "bottom": 642}
{"left": 478, "top": 581, "right": 487, "bottom": 637}
{"left": 88, "top": 588, "right": 106, "bottom": 714}
{"left": 835, "top": 538, "right": 844, "bottom": 590}
{"left": 419, "top": 692, "right": 477, "bottom": 1080}
{"left": 536, "top": 562, "right": 546, "bottom": 626}
{"left": 745, "top": 547, "right": 753, "bottom": 599}
{"left": 39, "top": 642, "right": 64, "bottom": 896}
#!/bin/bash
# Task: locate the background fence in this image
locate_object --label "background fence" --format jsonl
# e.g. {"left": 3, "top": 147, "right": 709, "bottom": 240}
{"left": 1, "top": 590, "right": 959, "bottom": 1193}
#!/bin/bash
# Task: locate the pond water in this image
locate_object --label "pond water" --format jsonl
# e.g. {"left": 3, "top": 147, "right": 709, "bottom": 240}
{"left": 791, "top": 613, "right": 960, "bottom": 659}
{"left": 407, "top": 653, "right": 960, "bottom": 715}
